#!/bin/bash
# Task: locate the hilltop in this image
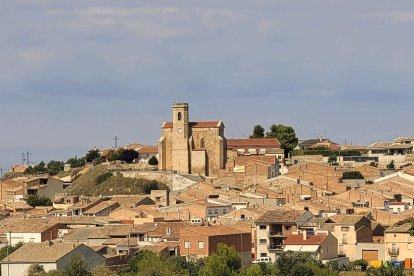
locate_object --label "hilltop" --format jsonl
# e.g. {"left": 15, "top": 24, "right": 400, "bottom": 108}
{"left": 67, "top": 164, "right": 168, "bottom": 196}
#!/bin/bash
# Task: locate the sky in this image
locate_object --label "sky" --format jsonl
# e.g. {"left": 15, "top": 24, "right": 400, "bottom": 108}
{"left": 1, "top": 1, "right": 414, "bottom": 170}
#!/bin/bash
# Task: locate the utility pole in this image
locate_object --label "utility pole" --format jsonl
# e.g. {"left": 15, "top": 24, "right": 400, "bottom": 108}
{"left": 113, "top": 136, "right": 119, "bottom": 149}
{"left": 26, "top": 151, "right": 31, "bottom": 165}
{"left": 22, "top": 153, "right": 26, "bottom": 165}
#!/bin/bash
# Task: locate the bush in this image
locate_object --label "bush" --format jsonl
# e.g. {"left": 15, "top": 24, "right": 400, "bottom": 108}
{"left": 27, "top": 195, "right": 53, "bottom": 207}
{"left": 148, "top": 156, "right": 158, "bottom": 166}
{"left": 342, "top": 171, "right": 364, "bottom": 179}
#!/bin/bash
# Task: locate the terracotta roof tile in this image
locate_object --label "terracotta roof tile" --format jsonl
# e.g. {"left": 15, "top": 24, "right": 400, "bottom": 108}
{"left": 227, "top": 138, "right": 281, "bottom": 148}
{"left": 255, "top": 210, "right": 304, "bottom": 223}
{"left": 284, "top": 234, "right": 328, "bottom": 245}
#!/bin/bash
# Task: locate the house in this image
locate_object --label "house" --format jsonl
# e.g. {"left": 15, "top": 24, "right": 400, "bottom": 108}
{"left": 283, "top": 231, "right": 338, "bottom": 261}
{"left": 321, "top": 215, "right": 373, "bottom": 260}
{"left": 0, "top": 242, "right": 105, "bottom": 276}
{"left": 255, "top": 210, "right": 314, "bottom": 261}
{"left": 24, "top": 177, "right": 66, "bottom": 198}
{"left": 137, "top": 146, "right": 158, "bottom": 164}
{"left": 0, "top": 180, "right": 25, "bottom": 201}
{"left": 185, "top": 202, "right": 231, "bottom": 222}
{"left": 68, "top": 197, "right": 104, "bottom": 216}
{"left": 83, "top": 201, "right": 120, "bottom": 217}
{"left": 0, "top": 201, "right": 33, "bottom": 213}
{"left": 180, "top": 225, "right": 252, "bottom": 264}
{"left": 226, "top": 138, "right": 282, "bottom": 160}
{"left": 0, "top": 218, "right": 62, "bottom": 246}
{"left": 384, "top": 220, "right": 414, "bottom": 262}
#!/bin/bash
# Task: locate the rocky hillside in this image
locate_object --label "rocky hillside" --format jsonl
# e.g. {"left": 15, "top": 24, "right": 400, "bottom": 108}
{"left": 67, "top": 165, "right": 168, "bottom": 196}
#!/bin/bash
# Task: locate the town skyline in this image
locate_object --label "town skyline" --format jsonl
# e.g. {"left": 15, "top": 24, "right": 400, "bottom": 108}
{"left": 2, "top": 1, "right": 414, "bottom": 168}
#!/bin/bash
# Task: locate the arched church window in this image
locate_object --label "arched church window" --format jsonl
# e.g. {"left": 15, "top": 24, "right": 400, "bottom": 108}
{"left": 200, "top": 138, "right": 205, "bottom": 149}
{"left": 178, "top": 112, "right": 182, "bottom": 121}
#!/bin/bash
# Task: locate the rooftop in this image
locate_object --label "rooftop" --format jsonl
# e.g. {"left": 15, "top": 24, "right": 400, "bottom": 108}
{"left": 284, "top": 234, "right": 328, "bottom": 245}
{"left": 227, "top": 138, "right": 281, "bottom": 148}
{"left": 255, "top": 210, "right": 305, "bottom": 223}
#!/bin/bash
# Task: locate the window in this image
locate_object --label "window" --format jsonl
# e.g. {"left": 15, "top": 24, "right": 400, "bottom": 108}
{"left": 184, "top": 241, "right": 190, "bottom": 249}
{"left": 178, "top": 112, "right": 182, "bottom": 121}
{"left": 166, "top": 227, "right": 171, "bottom": 235}
{"left": 260, "top": 253, "right": 267, "bottom": 257}
{"left": 200, "top": 138, "right": 205, "bottom": 149}
{"left": 285, "top": 226, "right": 291, "bottom": 231}
{"left": 259, "top": 225, "right": 266, "bottom": 230}
{"left": 241, "top": 214, "right": 245, "bottom": 219}
{"left": 214, "top": 209, "right": 218, "bottom": 214}
{"left": 198, "top": 241, "right": 204, "bottom": 249}
{"left": 341, "top": 227, "right": 349, "bottom": 232}
{"left": 208, "top": 209, "right": 212, "bottom": 215}
{"left": 259, "top": 239, "right": 267, "bottom": 244}
{"left": 223, "top": 209, "right": 227, "bottom": 214}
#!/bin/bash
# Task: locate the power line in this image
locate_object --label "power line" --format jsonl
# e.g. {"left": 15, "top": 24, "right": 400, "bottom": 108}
{"left": 114, "top": 136, "right": 119, "bottom": 149}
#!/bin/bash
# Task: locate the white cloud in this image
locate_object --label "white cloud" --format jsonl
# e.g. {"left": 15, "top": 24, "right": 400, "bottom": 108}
{"left": 18, "top": 48, "right": 55, "bottom": 66}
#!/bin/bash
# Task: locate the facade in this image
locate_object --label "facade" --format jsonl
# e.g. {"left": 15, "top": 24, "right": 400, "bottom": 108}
{"left": 283, "top": 231, "right": 338, "bottom": 261}
{"left": 0, "top": 242, "right": 105, "bottom": 276}
{"left": 180, "top": 225, "right": 252, "bottom": 265}
{"left": 255, "top": 210, "right": 314, "bottom": 261}
{"left": 384, "top": 221, "right": 414, "bottom": 262}
{"left": 322, "top": 215, "right": 374, "bottom": 260}
{"left": 158, "top": 103, "right": 226, "bottom": 176}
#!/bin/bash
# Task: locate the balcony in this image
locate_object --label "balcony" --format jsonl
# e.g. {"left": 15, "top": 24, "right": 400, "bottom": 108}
{"left": 342, "top": 239, "right": 348, "bottom": 244}
{"left": 268, "top": 244, "right": 283, "bottom": 251}
{"left": 388, "top": 248, "right": 399, "bottom": 256}
{"left": 269, "top": 231, "right": 284, "bottom": 237}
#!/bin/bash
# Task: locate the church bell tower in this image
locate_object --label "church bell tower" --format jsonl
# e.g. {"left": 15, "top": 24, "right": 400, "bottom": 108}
{"left": 171, "top": 103, "right": 190, "bottom": 174}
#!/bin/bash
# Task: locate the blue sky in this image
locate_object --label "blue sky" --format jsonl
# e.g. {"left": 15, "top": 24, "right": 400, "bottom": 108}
{"left": 1, "top": 1, "right": 414, "bottom": 169}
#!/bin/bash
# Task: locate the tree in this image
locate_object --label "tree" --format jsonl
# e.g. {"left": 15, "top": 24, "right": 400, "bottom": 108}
{"left": 27, "top": 264, "right": 46, "bottom": 276}
{"left": 107, "top": 150, "right": 120, "bottom": 162}
{"left": 66, "top": 156, "right": 85, "bottom": 168}
{"left": 91, "top": 265, "right": 117, "bottom": 276}
{"left": 342, "top": 171, "right": 364, "bottom": 179}
{"left": 365, "top": 265, "right": 403, "bottom": 276}
{"left": 328, "top": 154, "right": 337, "bottom": 165}
{"left": 199, "top": 243, "right": 242, "bottom": 276}
{"left": 348, "top": 259, "right": 368, "bottom": 271}
{"left": 47, "top": 160, "right": 64, "bottom": 175}
{"left": 63, "top": 254, "right": 91, "bottom": 276}
{"left": 250, "top": 125, "right": 265, "bottom": 138}
{"left": 275, "top": 251, "right": 313, "bottom": 275}
{"left": 118, "top": 149, "right": 138, "bottom": 163}
{"left": 367, "top": 212, "right": 375, "bottom": 221}
{"left": 133, "top": 250, "right": 189, "bottom": 276}
{"left": 386, "top": 160, "right": 395, "bottom": 170}
{"left": 266, "top": 124, "right": 298, "bottom": 156}
{"left": 148, "top": 156, "right": 159, "bottom": 166}
{"left": 0, "top": 242, "right": 23, "bottom": 265}
{"left": 242, "top": 264, "right": 263, "bottom": 276}
{"left": 85, "top": 149, "right": 100, "bottom": 163}
{"left": 27, "top": 195, "right": 53, "bottom": 207}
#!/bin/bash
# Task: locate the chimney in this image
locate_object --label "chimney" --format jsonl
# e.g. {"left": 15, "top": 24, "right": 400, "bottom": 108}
{"left": 304, "top": 207, "right": 309, "bottom": 212}
{"left": 302, "top": 230, "right": 307, "bottom": 241}
{"left": 45, "top": 240, "right": 53, "bottom": 247}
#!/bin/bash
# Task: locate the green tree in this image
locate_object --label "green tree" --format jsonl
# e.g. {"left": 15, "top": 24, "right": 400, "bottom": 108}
{"left": 250, "top": 125, "right": 265, "bottom": 138}
{"left": 85, "top": 149, "right": 100, "bottom": 163}
{"left": 66, "top": 156, "right": 85, "bottom": 168}
{"left": 328, "top": 154, "right": 337, "bottom": 165}
{"left": 386, "top": 160, "right": 395, "bottom": 170}
{"left": 26, "top": 195, "right": 53, "bottom": 207}
{"left": 148, "top": 156, "right": 159, "bottom": 166}
{"left": 47, "top": 160, "right": 64, "bottom": 175}
{"left": 242, "top": 264, "right": 263, "bottom": 276}
{"left": 367, "top": 212, "right": 374, "bottom": 221}
{"left": 276, "top": 251, "right": 314, "bottom": 275}
{"left": 342, "top": 171, "right": 364, "bottom": 179}
{"left": 118, "top": 149, "right": 139, "bottom": 163}
{"left": 27, "top": 264, "right": 46, "bottom": 276}
{"left": 134, "top": 250, "right": 188, "bottom": 276}
{"left": 266, "top": 124, "right": 298, "bottom": 156}
{"left": 91, "top": 265, "right": 117, "bottom": 276}
{"left": 107, "top": 150, "right": 120, "bottom": 162}
{"left": 0, "top": 242, "right": 24, "bottom": 269}
{"left": 63, "top": 254, "right": 91, "bottom": 276}
{"left": 349, "top": 259, "right": 368, "bottom": 271}
{"left": 199, "top": 243, "right": 242, "bottom": 276}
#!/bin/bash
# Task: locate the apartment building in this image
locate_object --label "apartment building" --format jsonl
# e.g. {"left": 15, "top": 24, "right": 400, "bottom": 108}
{"left": 255, "top": 209, "right": 314, "bottom": 261}
{"left": 384, "top": 220, "right": 414, "bottom": 262}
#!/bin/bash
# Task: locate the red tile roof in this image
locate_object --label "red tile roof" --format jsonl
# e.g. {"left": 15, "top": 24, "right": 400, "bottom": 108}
{"left": 284, "top": 234, "right": 328, "bottom": 245}
{"left": 227, "top": 138, "right": 281, "bottom": 148}
{"left": 138, "top": 146, "right": 158, "bottom": 154}
{"left": 162, "top": 121, "right": 221, "bottom": 128}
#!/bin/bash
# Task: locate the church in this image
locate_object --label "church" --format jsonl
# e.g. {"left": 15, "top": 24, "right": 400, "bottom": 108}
{"left": 158, "top": 103, "right": 226, "bottom": 176}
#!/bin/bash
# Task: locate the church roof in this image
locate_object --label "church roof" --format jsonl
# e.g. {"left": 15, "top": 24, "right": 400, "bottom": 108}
{"left": 162, "top": 121, "right": 222, "bottom": 128}
{"left": 227, "top": 138, "right": 281, "bottom": 148}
